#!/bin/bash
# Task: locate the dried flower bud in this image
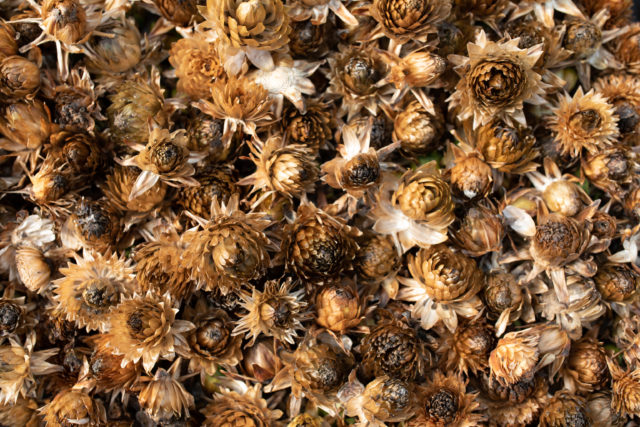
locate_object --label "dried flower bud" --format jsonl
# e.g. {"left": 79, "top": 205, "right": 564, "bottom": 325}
{"left": 0, "top": 22, "right": 17, "bottom": 58}
{"left": 387, "top": 51, "right": 446, "bottom": 89}
{"left": 30, "top": 161, "right": 73, "bottom": 204}
{"left": 476, "top": 119, "right": 538, "bottom": 173}
{"left": 50, "top": 131, "right": 103, "bottom": 175}
{"left": 169, "top": 35, "right": 224, "bottom": 99}
{"left": 532, "top": 213, "right": 588, "bottom": 267}
{"left": 625, "top": 185, "right": 640, "bottom": 221}
{"left": 315, "top": 283, "right": 362, "bottom": 333}
{"left": 0, "top": 299, "right": 24, "bottom": 336}
{"left": 586, "top": 391, "right": 625, "bottom": 427}
{"left": 541, "top": 180, "right": 586, "bottom": 217}
{"left": 243, "top": 339, "right": 277, "bottom": 382}
{"left": 85, "top": 19, "right": 141, "bottom": 74}
{"left": 289, "top": 20, "right": 329, "bottom": 58}
{"left": 0, "top": 55, "right": 40, "bottom": 99}
{"left": 436, "top": 319, "right": 495, "bottom": 375}
{"left": 70, "top": 199, "right": 122, "bottom": 252}
{"left": 594, "top": 263, "right": 639, "bottom": 302}
{"left": 283, "top": 101, "right": 332, "bottom": 153}
{"left": 393, "top": 101, "right": 444, "bottom": 157}
{"left": 176, "top": 168, "right": 237, "bottom": 219}
{"left": 153, "top": 0, "right": 200, "bottom": 27}
{"left": 137, "top": 361, "right": 194, "bottom": 423}
{"left": 565, "top": 337, "right": 608, "bottom": 394}
{"left": 201, "top": 383, "right": 282, "bottom": 426}
{"left": 15, "top": 246, "right": 50, "bottom": 294}
{"left": 590, "top": 210, "right": 617, "bottom": 241}
{"left": 288, "top": 413, "right": 323, "bottom": 427}
{"left": 41, "top": 0, "right": 87, "bottom": 44}
{"left": 0, "top": 101, "right": 54, "bottom": 150}
{"left": 564, "top": 19, "right": 602, "bottom": 58}
{"left": 102, "top": 165, "right": 167, "bottom": 214}
{"left": 451, "top": 202, "right": 504, "bottom": 257}
{"left": 490, "top": 332, "right": 539, "bottom": 386}
{"left": 583, "top": 147, "right": 636, "bottom": 198}
{"left": 371, "top": 0, "right": 452, "bottom": 43}
{"left": 355, "top": 233, "right": 401, "bottom": 282}
{"left": 449, "top": 154, "right": 493, "bottom": 201}
{"left": 357, "top": 376, "right": 414, "bottom": 423}
{"left": 293, "top": 340, "right": 355, "bottom": 395}
{"left": 89, "top": 337, "right": 140, "bottom": 393}
{"left": 483, "top": 271, "right": 523, "bottom": 316}
{"left": 539, "top": 391, "right": 590, "bottom": 427}
{"left": 610, "top": 360, "right": 640, "bottom": 419}
{"left": 40, "top": 389, "right": 106, "bottom": 427}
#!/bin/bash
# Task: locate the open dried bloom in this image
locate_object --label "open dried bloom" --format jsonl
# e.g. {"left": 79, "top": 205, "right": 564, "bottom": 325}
{"left": 549, "top": 87, "right": 619, "bottom": 158}
{"left": 535, "top": 275, "right": 605, "bottom": 340}
{"left": 40, "top": 388, "right": 106, "bottom": 427}
{"left": 287, "top": 0, "right": 357, "bottom": 25}
{"left": 137, "top": 359, "right": 194, "bottom": 424}
{"left": 186, "top": 196, "right": 271, "bottom": 293}
{"left": 610, "top": 359, "right": 640, "bottom": 418}
{"left": 0, "top": 332, "right": 61, "bottom": 404}
{"left": 400, "top": 244, "right": 483, "bottom": 331}
{"left": 393, "top": 100, "right": 445, "bottom": 158}
{"left": 539, "top": 390, "right": 590, "bottom": 426}
{"left": 84, "top": 18, "right": 141, "bottom": 74}
{"left": 562, "top": 336, "right": 608, "bottom": 394}
{"left": 269, "top": 333, "right": 355, "bottom": 414}
{"left": 104, "top": 292, "right": 194, "bottom": 372}
{"left": 283, "top": 100, "right": 332, "bottom": 153}
{"left": 53, "top": 251, "right": 135, "bottom": 332}
{"left": 343, "top": 376, "right": 415, "bottom": 425}
{"left": 435, "top": 318, "right": 495, "bottom": 376}
{"left": 202, "top": 0, "right": 290, "bottom": 74}
{"left": 358, "top": 313, "right": 431, "bottom": 381}
{"left": 182, "top": 299, "right": 243, "bottom": 375}
{"left": 118, "top": 127, "right": 200, "bottom": 199}
{"left": 527, "top": 158, "right": 590, "bottom": 217}
{"left": 474, "top": 119, "right": 538, "bottom": 174}
{"left": 315, "top": 282, "right": 363, "bottom": 334}
{"left": 107, "top": 71, "right": 168, "bottom": 145}
{"left": 489, "top": 326, "right": 570, "bottom": 387}
{"left": 478, "top": 374, "right": 549, "bottom": 426}
{"left": 0, "top": 55, "right": 40, "bottom": 100}
{"left": 448, "top": 31, "right": 546, "bottom": 129}
{"left": 169, "top": 34, "right": 224, "bottom": 99}
{"left": 0, "top": 100, "right": 55, "bottom": 151}
{"left": 593, "top": 73, "right": 640, "bottom": 142}
{"left": 88, "top": 334, "right": 141, "bottom": 394}
{"left": 284, "top": 203, "right": 360, "bottom": 283}
{"left": 134, "top": 234, "right": 196, "bottom": 301}
{"left": 102, "top": 165, "right": 167, "bottom": 215}
{"left": 202, "top": 380, "right": 282, "bottom": 426}
{"left": 234, "top": 278, "right": 310, "bottom": 345}
{"left": 450, "top": 201, "right": 505, "bottom": 257}
{"left": 194, "top": 75, "right": 273, "bottom": 143}
{"left": 370, "top": 0, "right": 451, "bottom": 43}
{"left": 372, "top": 162, "right": 454, "bottom": 251}
{"left": 409, "top": 371, "right": 485, "bottom": 427}
{"left": 239, "top": 135, "right": 319, "bottom": 201}
{"left": 582, "top": 146, "right": 638, "bottom": 199}
{"left": 327, "top": 44, "right": 390, "bottom": 120}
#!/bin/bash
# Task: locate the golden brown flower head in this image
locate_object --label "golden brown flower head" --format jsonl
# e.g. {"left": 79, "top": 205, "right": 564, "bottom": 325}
{"left": 0, "top": 22, "right": 17, "bottom": 58}
{"left": 284, "top": 204, "right": 360, "bottom": 283}
{"left": 392, "top": 164, "right": 454, "bottom": 228}
{"left": 563, "top": 18, "right": 603, "bottom": 58}
{"left": 0, "top": 56, "right": 40, "bottom": 100}
{"left": 53, "top": 251, "right": 134, "bottom": 332}
{"left": 169, "top": 35, "right": 224, "bottom": 99}
{"left": 176, "top": 168, "right": 237, "bottom": 219}
{"left": 359, "top": 314, "right": 430, "bottom": 381}
{"left": 240, "top": 135, "right": 319, "bottom": 199}
{"left": 594, "top": 263, "right": 639, "bottom": 303}
{"left": 186, "top": 197, "right": 271, "bottom": 294}
{"left": 484, "top": 272, "right": 523, "bottom": 316}
{"left": 137, "top": 360, "right": 194, "bottom": 424}
{"left": 0, "top": 396, "right": 39, "bottom": 427}
{"left": 582, "top": 146, "right": 637, "bottom": 198}
{"left": 69, "top": 199, "right": 122, "bottom": 253}
{"left": 349, "top": 376, "right": 415, "bottom": 424}
{"left": 289, "top": 20, "right": 328, "bottom": 58}
{"left": 408, "top": 244, "right": 482, "bottom": 303}
{"left": 40, "top": 389, "right": 106, "bottom": 427}
{"left": 233, "top": 278, "right": 309, "bottom": 345}
{"left": 315, "top": 283, "right": 362, "bottom": 333}
{"left": 283, "top": 101, "right": 332, "bottom": 153}
{"left": 436, "top": 318, "right": 495, "bottom": 375}
{"left": 549, "top": 87, "right": 620, "bottom": 158}
{"left": 49, "top": 130, "right": 103, "bottom": 175}
{"left": 610, "top": 360, "right": 640, "bottom": 418}
{"left": 616, "top": 23, "right": 640, "bottom": 71}
{"left": 184, "top": 302, "right": 243, "bottom": 374}
{"left": 590, "top": 210, "right": 617, "bottom": 242}
{"left": 564, "top": 337, "right": 609, "bottom": 394}
{"left": 479, "top": 374, "right": 549, "bottom": 426}
{"left": 476, "top": 119, "right": 538, "bottom": 173}
{"left": 371, "top": 0, "right": 451, "bottom": 43}
{"left": 593, "top": 73, "right": 640, "bottom": 140}
{"left": 85, "top": 19, "right": 141, "bottom": 74}
{"left": 393, "top": 100, "right": 444, "bottom": 157}
{"left": 355, "top": 233, "right": 401, "bottom": 283}
{"left": 449, "top": 31, "right": 546, "bottom": 129}
{"left": 88, "top": 338, "right": 140, "bottom": 393}
{"left": 134, "top": 237, "right": 196, "bottom": 301}
{"left": 105, "top": 292, "right": 194, "bottom": 372}
{"left": 490, "top": 331, "right": 540, "bottom": 386}
{"left": 288, "top": 413, "right": 323, "bottom": 427}
{"left": 386, "top": 51, "right": 446, "bottom": 89}
{"left": 41, "top": 0, "right": 87, "bottom": 44}
{"left": 107, "top": 74, "right": 167, "bottom": 145}
{"left": 409, "top": 371, "right": 485, "bottom": 427}
{"left": 449, "top": 152, "right": 493, "bottom": 202}
{"left": 201, "top": 381, "right": 282, "bottom": 427}
{"left": 153, "top": 0, "right": 200, "bottom": 27}
{"left": 451, "top": 202, "right": 504, "bottom": 257}
{"left": 539, "top": 391, "right": 590, "bottom": 427}
{"left": 102, "top": 165, "right": 167, "bottom": 214}
{"left": 531, "top": 213, "right": 589, "bottom": 267}
{"left": 0, "top": 100, "right": 54, "bottom": 150}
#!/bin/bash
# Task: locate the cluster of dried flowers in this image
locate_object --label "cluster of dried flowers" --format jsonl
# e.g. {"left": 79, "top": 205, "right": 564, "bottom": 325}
{"left": 4, "top": 0, "right": 640, "bottom": 425}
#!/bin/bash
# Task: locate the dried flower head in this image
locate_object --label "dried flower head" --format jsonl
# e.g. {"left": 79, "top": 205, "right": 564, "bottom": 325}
{"left": 169, "top": 34, "right": 224, "bottom": 99}
{"left": 137, "top": 359, "right": 194, "bottom": 424}
{"left": 539, "top": 390, "right": 591, "bottom": 426}
{"left": 393, "top": 100, "right": 444, "bottom": 158}
{"left": 475, "top": 119, "right": 538, "bottom": 174}
{"left": 435, "top": 318, "right": 495, "bottom": 376}
{"left": 201, "top": 380, "right": 282, "bottom": 426}
{"left": 370, "top": 0, "right": 452, "bottom": 43}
